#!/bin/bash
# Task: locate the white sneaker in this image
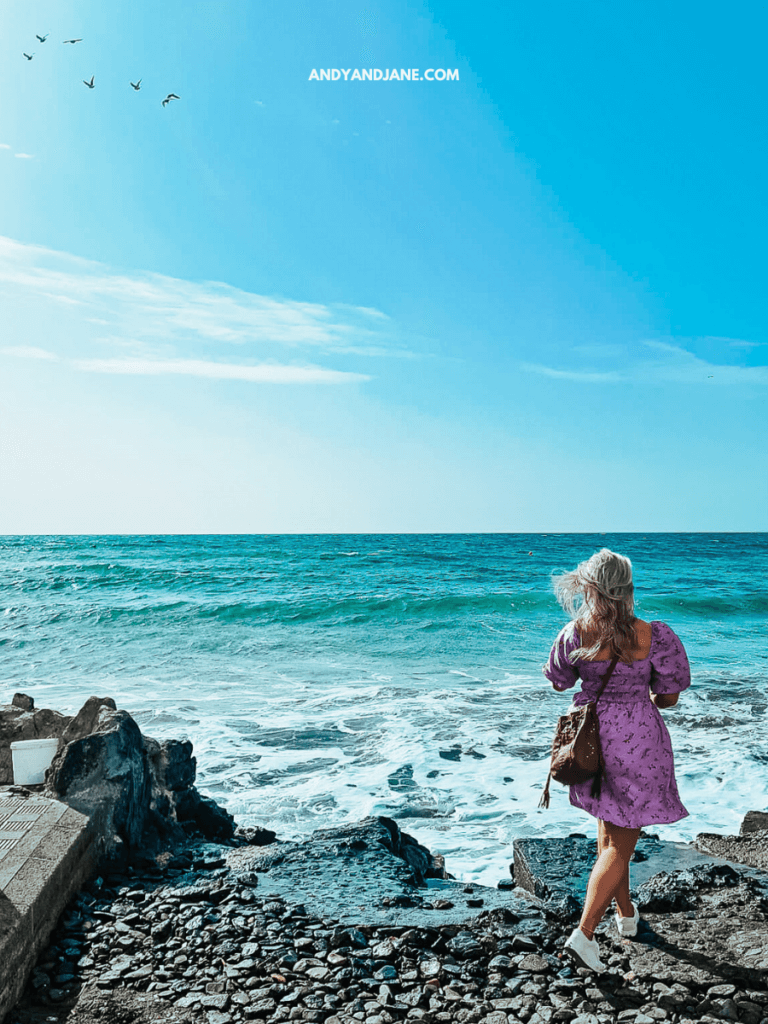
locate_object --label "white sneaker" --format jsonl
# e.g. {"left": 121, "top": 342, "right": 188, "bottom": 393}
{"left": 615, "top": 901, "right": 639, "bottom": 938}
{"left": 563, "top": 927, "right": 606, "bottom": 973}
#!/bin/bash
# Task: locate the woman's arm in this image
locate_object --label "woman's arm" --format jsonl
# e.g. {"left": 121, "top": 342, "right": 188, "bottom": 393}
{"left": 651, "top": 691, "right": 679, "bottom": 709}
{"left": 543, "top": 627, "right": 580, "bottom": 692}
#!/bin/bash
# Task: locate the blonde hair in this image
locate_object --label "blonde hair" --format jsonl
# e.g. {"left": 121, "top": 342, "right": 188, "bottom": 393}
{"left": 552, "top": 548, "right": 638, "bottom": 662}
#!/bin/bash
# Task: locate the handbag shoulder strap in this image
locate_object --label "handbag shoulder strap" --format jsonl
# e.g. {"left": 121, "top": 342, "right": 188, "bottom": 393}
{"left": 592, "top": 653, "right": 620, "bottom": 704}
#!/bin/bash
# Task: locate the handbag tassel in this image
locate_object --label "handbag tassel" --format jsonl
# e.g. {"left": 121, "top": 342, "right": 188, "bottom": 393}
{"left": 539, "top": 772, "right": 551, "bottom": 809}
{"left": 590, "top": 747, "right": 605, "bottom": 799}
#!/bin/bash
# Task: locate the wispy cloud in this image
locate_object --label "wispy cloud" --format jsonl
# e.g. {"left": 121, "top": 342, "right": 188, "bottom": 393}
{"left": 2, "top": 346, "right": 59, "bottom": 361}
{"left": 521, "top": 363, "right": 623, "bottom": 383}
{"left": 14, "top": 153, "right": 34, "bottom": 159}
{"left": 729, "top": 340, "right": 764, "bottom": 350}
{"left": 521, "top": 339, "right": 768, "bottom": 386}
{"left": 73, "top": 357, "right": 369, "bottom": 384}
{"left": 0, "top": 236, "right": 415, "bottom": 382}
{"left": 0, "top": 236, "right": 402, "bottom": 352}
{"left": 641, "top": 341, "right": 768, "bottom": 384}
{"left": 0, "top": 144, "right": 10, "bottom": 150}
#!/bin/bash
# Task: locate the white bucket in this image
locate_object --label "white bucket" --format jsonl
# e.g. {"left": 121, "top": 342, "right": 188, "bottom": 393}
{"left": 10, "top": 738, "right": 60, "bottom": 785}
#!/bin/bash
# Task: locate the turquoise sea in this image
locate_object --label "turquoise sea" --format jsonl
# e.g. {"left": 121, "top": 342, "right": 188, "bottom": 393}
{"left": 1, "top": 533, "right": 766, "bottom": 885}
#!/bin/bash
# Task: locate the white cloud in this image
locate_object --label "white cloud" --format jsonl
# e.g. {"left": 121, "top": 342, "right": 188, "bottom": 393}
{"left": 641, "top": 341, "right": 768, "bottom": 385}
{"left": 521, "top": 363, "right": 623, "bottom": 383}
{"left": 2, "top": 346, "right": 59, "bottom": 360}
{"left": 0, "top": 236, "right": 396, "bottom": 355}
{"left": 345, "top": 305, "right": 389, "bottom": 320}
{"left": 73, "top": 357, "right": 370, "bottom": 384}
{"left": 14, "top": 153, "right": 34, "bottom": 159}
{"left": 0, "top": 144, "right": 11, "bottom": 150}
{"left": 521, "top": 340, "right": 768, "bottom": 386}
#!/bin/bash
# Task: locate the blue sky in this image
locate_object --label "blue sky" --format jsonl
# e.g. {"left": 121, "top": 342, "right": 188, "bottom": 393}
{"left": 1, "top": 0, "right": 766, "bottom": 532}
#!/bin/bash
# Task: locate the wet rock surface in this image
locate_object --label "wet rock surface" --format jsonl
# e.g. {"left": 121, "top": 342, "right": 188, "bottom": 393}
{"left": 7, "top": 830, "right": 768, "bottom": 1024}
{"left": 696, "top": 831, "right": 768, "bottom": 871}
{"left": 513, "top": 835, "right": 767, "bottom": 908}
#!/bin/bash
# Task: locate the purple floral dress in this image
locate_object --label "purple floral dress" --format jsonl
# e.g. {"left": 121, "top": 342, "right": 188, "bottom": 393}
{"left": 543, "top": 620, "right": 691, "bottom": 829}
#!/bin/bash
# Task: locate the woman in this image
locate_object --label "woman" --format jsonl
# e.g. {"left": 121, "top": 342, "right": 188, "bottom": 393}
{"left": 543, "top": 548, "right": 690, "bottom": 973}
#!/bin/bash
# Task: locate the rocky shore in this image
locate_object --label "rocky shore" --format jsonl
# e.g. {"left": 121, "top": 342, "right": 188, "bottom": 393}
{"left": 3, "top": 694, "right": 768, "bottom": 1024}
{"left": 9, "top": 826, "right": 768, "bottom": 1024}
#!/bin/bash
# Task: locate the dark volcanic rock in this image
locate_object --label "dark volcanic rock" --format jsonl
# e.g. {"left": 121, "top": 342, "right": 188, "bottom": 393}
{"left": 13, "top": 828, "right": 768, "bottom": 1024}
{"left": 68, "top": 986, "right": 200, "bottom": 1023}
{"left": 193, "top": 795, "right": 236, "bottom": 841}
{"left": 5, "top": 692, "right": 238, "bottom": 861}
{"left": 742, "top": 810, "right": 768, "bottom": 834}
{"left": 635, "top": 862, "right": 742, "bottom": 912}
{"left": 514, "top": 836, "right": 598, "bottom": 899}
{"left": 46, "top": 700, "right": 151, "bottom": 851}
{"left": 0, "top": 697, "right": 72, "bottom": 784}
{"left": 696, "top": 828, "right": 768, "bottom": 870}
{"left": 234, "top": 824, "right": 278, "bottom": 846}
{"left": 145, "top": 737, "right": 196, "bottom": 793}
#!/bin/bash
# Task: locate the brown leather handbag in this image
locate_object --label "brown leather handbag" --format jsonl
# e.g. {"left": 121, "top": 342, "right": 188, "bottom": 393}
{"left": 539, "top": 654, "right": 620, "bottom": 809}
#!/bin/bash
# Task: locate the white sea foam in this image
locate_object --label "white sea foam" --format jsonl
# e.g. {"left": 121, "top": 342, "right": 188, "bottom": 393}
{"left": 2, "top": 534, "right": 766, "bottom": 885}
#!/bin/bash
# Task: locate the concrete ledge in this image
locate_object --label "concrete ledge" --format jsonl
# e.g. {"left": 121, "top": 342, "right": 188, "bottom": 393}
{"left": 0, "top": 789, "right": 98, "bottom": 1023}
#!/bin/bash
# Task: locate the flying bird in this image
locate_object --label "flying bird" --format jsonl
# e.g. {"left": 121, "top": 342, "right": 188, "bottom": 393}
{"left": 63, "top": 38, "right": 83, "bottom": 44}
{"left": 36, "top": 34, "right": 49, "bottom": 43}
{"left": 83, "top": 76, "right": 95, "bottom": 88}
{"left": 23, "top": 53, "right": 34, "bottom": 60}
{"left": 130, "top": 79, "right": 142, "bottom": 90}
{"left": 161, "top": 93, "right": 180, "bottom": 106}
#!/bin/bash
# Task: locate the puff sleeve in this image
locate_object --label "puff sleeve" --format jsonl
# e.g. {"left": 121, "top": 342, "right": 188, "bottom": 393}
{"left": 543, "top": 627, "right": 580, "bottom": 691}
{"left": 649, "top": 621, "right": 691, "bottom": 695}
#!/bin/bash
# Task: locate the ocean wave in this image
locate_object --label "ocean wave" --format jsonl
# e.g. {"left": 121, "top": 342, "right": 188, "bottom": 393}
{"left": 640, "top": 593, "right": 768, "bottom": 617}
{"left": 196, "top": 592, "right": 551, "bottom": 624}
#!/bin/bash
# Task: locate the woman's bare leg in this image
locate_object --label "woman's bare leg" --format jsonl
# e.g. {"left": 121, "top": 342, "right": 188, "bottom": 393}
{"left": 596, "top": 818, "right": 633, "bottom": 918}
{"left": 580, "top": 821, "right": 640, "bottom": 939}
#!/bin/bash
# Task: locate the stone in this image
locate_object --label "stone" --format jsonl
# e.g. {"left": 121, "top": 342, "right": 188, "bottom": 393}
{"left": 235, "top": 824, "right": 279, "bottom": 846}
{"left": 201, "top": 993, "right": 231, "bottom": 1010}
{"left": 707, "top": 984, "right": 737, "bottom": 998}
{"left": 487, "top": 955, "right": 511, "bottom": 971}
{"left": 711, "top": 997, "right": 740, "bottom": 1020}
{"left": 446, "top": 931, "right": 484, "bottom": 959}
{"left": 46, "top": 698, "right": 151, "bottom": 850}
{"left": 634, "top": 863, "right": 741, "bottom": 912}
{"left": 419, "top": 959, "right": 441, "bottom": 977}
{"left": 206, "top": 1012, "right": 232, "bottom": 1024}
{"left": 11, "top": 693, "right": 34, "bottom": 711}
{"left": 735, "top": 1002, "right": 763, "bottom": 1024}
{"left": 0, "top": 699, "right": 72, "bottom": 784}
{"left": 741, "top": 811, "right": 768, "bottom": 834}
{"left": 518, "top": 954, "right": 549, "bottom": 973}
{"left": 195, "top": 795, "right": 237, "bottom": 841}
{"left": 249, "top": 996, "right": 277, "bottom": 1013}
{"left": 695, "top": 830, "right": 768, "bottom": 870}
{"left": 151, "top": 738, "right": 197, "bottom": 792}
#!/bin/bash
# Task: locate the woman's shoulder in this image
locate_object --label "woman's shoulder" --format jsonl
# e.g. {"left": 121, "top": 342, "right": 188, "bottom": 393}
{"left": 649, "top": 620, "right": 685, "bottom": 649}
{"left": 553, "top": 621, "right": 578, "bottom": 646}
{"left": 548, "top": 622, "right": 580, "bottom": 659}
